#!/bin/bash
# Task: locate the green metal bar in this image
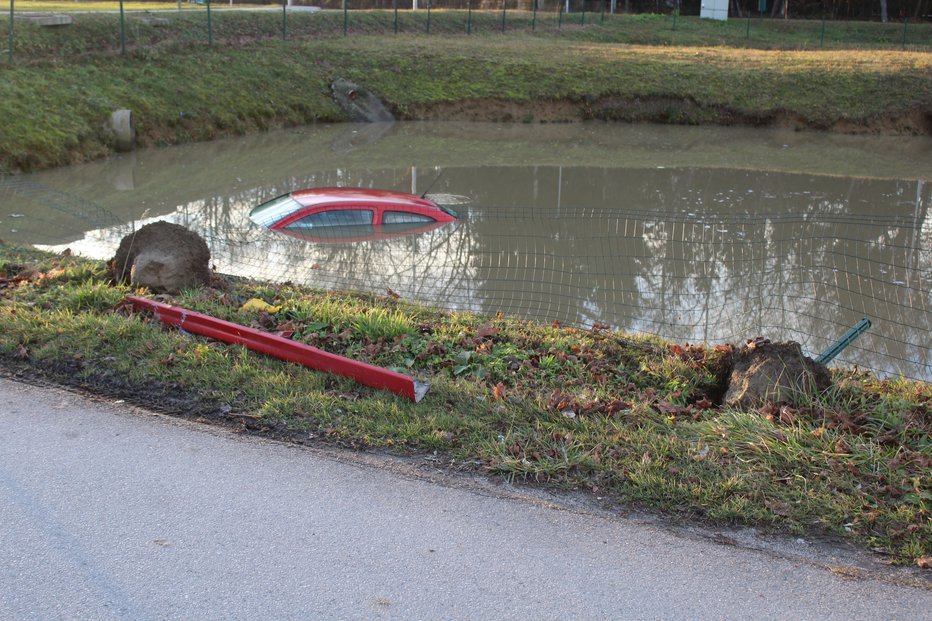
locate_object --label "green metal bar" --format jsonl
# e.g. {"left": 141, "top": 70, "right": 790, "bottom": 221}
{"left": 343, "top": 1, "right": 348, "bottom": 36}
{"left": 558, "top": 2, "right": 563, "bottom": 28}
{"left": 581, "top": 0, "right": 585, "bottom": 25}
{"left": 673, "top": 7, "right": 677, "bottom": 31}
{"left": 8, "top": 0, "right": 13, "bottom": 64}
{"left": 820, "top": 14, "right": 825, "bottom": 47}
{"left": 426, "top": 0, "right": 431, "bottom": 34}
{"left": 532, "top": 0, "right": 536, "bottom": 31}
{"left": 816, "top": 318, "right": 872, "bottom": 365}
{"left": 501, "top": 0, "right": 506, "bottom": 33}
{"left": 207, "top": 0, "right": 212, "bottom": 46}
{"left": 393, "top": 0, "right": 398, "bottom": 34}
{"left": 119, "top": 0, "right": 126, "bottom": 55}
{"left": 902, "top": 17, "right": 908, "bottom": 49}
{"left": 746, "top": 10, "right": 751, "bottom": 39}
{"left": 601, "top": 0, "right": 605, "bottom": 23}
{"left": 467, "top": 0, "right": 472, "bottom": 34}
{"left": 282, "top": 0, "right": 287, "bottom": 40}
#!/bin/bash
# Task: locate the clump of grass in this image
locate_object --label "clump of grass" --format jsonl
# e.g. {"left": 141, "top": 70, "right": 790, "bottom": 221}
{"left": 352, "top": 308, "right": 415, "bottom": 341}
{"left": 1, "top": 241, "right": 929, "bottom": 565}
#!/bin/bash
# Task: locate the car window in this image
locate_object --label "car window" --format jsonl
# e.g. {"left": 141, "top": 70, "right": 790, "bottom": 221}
{"left": 285, "top": 209, "right": 374, "bottom": 229}
{"left": 249, "top": 194, "right": 304, "bottom": 228}
{"left": 383, "top": 211, "right": 436, "bottom": 225}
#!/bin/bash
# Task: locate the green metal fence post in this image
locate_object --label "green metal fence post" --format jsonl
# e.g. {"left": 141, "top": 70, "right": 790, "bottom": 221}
{"left": 393, "top": 0, "right": 398, "bottom": 34}
{"left": 902, "top": 17, "right": 908, "bottom": 49}
{"left": 815, "top": 318, "right": 871, "bottom": 365}
{"left": 501, "top": 0, "right": 506, "bottom": 33}
{"left": 601, "top": 0, "right": 605, "bottom": 23}
{"left": 207, "top": 0, "right": 212, "bottom": 46}
{"left": 467, "top": 0, "right": 472, "bottom": 34}
{"left": 558, "top": 1, "right": 563, "bottom": 28}
{"left": 343, "top": 1, "right": 348, "bottom": 36}
{"left": 426, "top": 0, "right": 431, "bottom": 34}
{"left": 581, "top": 0, "right": 585, "bottom": 25}
{"left": 119, "top": 0, "right": 126, "bottom": 55}
{"left": 532, "top": 0, "right": 537, "bottom": 31}
{"left": 673, "top": 7, "right": 677, "bottom": 31}
{"left": 745, "top": 9, "right": 750, "bottom": 39}
{"left": 8, "top": 0, "right": 13, "bottom": 64}
{"left": 282, "top": 0, "right": 287, "bottom": 40}
{"left": 819, "top": 14, "right": 825, "bottom": 47}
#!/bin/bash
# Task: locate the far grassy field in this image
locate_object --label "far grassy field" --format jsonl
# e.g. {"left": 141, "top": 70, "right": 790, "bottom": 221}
{"left": 5, "top": 7, "right": 932, "bottom": 53}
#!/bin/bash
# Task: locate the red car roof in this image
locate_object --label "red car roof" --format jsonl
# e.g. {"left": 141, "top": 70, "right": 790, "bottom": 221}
{"left": 290, "top": 187, "right": 441, "bottom": 210}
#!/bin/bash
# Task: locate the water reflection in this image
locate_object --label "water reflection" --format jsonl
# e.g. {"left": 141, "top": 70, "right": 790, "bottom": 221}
{"left": 0, "top": 123, "right": 928, "bottom": 381}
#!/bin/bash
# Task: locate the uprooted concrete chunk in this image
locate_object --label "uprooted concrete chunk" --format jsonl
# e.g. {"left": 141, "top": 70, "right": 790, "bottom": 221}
{"left": 724, "top": 340, "right": 831, "bottom": 409}
{"left": 110, "top": 221, "right": 210, "bottom": 294}
{"left": 331, "top": 77, "right": 395, "bottom": 123}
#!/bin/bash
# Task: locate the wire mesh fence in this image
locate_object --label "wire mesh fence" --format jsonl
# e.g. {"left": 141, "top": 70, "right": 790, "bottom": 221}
{"left": 2, "top": 140, "right": 929, "bottom": 382}
{"left": 3, "top": 2, "right": 930, "bottom": 63}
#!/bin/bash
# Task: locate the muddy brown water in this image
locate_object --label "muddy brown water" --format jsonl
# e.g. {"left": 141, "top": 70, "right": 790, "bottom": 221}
{"left": 1, "top": 122, "right": 929, "bottom": 381}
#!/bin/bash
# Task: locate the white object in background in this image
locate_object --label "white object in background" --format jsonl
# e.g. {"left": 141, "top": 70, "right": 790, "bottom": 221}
{"left": 700, "top": 0, "right": 729, "bottom": 20}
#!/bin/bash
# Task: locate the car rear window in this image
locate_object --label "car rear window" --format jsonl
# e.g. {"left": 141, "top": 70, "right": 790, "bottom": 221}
{"left": 383, "top": 211, "right": 436, "bottom": 224}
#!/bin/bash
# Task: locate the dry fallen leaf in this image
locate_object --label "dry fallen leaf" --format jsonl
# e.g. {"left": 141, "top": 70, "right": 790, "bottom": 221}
{"left": 492, "top": 383, "right": 506, "bottom": 400}
{"left": 476, "top": 322, "right": 500, "bottom": 339}
{"left": 779, "top": 405, "right": 797, "bottom": 425}
{"left": 764, "top": 499, "right": 793, "bottom": 516}
{"left": 917, "top": 556, "right": 931, "bottom": 569}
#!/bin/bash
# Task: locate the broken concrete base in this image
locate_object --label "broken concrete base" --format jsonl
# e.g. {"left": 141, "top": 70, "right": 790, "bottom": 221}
{"left": 110, "top": 221, "right": 211, "bottom": 294}
{"left": 331, "top": 77, "right": 395, "bottom": 123}
{"left": 724, "top": 340, "right": 831, "bottom": 409}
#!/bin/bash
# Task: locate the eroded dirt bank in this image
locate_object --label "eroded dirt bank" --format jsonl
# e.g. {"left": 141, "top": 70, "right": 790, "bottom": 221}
{"left": 403, "top": 97, "right": 932, "bottom": 136}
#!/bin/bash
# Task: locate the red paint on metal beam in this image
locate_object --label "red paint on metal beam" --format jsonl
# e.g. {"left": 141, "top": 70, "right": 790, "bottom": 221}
{"left": 126, "top": 296, "right": 428, "bottom": 402}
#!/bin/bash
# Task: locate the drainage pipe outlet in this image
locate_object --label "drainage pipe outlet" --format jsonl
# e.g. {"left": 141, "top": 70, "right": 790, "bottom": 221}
{"left": 109, "top": 109, "right": 136, "bottom": 153}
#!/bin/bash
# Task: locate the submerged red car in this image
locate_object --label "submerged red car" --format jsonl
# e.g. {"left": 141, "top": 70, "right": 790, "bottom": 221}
{"left": 249, "top": 187, "right": 458, "bottom": 243}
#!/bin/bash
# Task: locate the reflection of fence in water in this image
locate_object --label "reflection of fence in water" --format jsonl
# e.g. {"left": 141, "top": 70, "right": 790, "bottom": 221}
{"left": 4, "top": 173, "right": 929, "bottom": 382}
{"left": 196, "top": 197, "right": 930, "bottom": 381}
{"left": 0, "top": 177, "right": 121, "bottom": 245}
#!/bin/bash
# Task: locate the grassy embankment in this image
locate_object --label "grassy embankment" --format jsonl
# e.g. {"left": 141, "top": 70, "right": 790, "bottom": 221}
{"left": 1, "top": 245, "right": 930, "bottom": 568}
{"left": 1, "top": 10, "right": 930, "bottom": 172}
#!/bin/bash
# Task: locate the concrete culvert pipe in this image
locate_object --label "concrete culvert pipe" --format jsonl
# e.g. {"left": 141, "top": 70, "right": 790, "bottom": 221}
{"left": 110, "top": 109, "right": 135, "bottom": 153}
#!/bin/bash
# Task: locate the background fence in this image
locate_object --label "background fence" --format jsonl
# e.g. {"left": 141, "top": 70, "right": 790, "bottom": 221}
{"left": 3, "top": 1, "right": 931, "bottom": 63}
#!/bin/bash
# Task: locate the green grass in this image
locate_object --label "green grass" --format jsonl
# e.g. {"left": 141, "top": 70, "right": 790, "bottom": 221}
{"left": 2, "top": 242, "right": 930, "bottom": 565}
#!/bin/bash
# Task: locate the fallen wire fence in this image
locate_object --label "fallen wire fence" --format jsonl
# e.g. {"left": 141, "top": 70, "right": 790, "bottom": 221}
{"left": 2, "top": 166, "right": 929, "bottom": 383}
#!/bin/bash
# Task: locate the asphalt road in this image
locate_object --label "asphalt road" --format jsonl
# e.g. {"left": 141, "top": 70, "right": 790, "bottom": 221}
{"left": 1, "top": 378, "right": 928, "bottom": 620}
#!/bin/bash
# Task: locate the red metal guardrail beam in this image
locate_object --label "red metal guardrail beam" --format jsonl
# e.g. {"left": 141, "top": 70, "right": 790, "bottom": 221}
{"left": 126, "top": 295, "right": 429, "bottom": 403}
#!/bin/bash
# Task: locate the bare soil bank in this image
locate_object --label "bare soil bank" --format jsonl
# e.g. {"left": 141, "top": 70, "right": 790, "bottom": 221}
{"left": 404, "top": 96, "right": 932, "bottom": 135}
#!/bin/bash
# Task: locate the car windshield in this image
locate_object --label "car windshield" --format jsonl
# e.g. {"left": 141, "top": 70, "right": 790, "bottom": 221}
{"left": 248, "top": 194, "right": 304, "bottom": 228}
